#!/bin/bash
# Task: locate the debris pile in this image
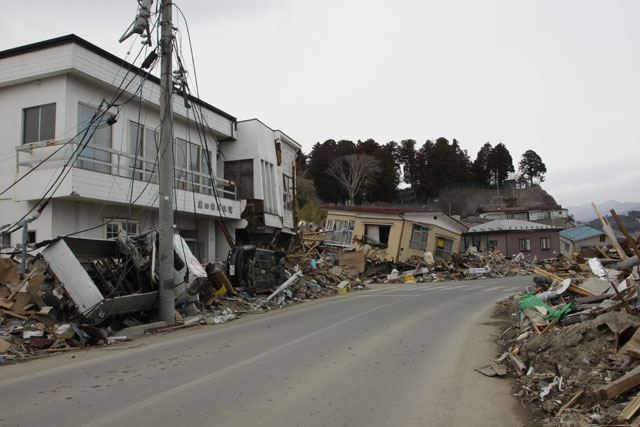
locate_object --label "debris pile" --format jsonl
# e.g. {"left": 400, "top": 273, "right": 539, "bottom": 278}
{"left": 480, "top": 228, "right": 640, "bottom": 426}
{"left": 294, "top": 221, "right": 538, "bottom": 284}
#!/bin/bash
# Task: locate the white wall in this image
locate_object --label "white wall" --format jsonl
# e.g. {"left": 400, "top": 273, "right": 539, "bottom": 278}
{"left": 0, "top": 75, "right": 68, "bottom": 192}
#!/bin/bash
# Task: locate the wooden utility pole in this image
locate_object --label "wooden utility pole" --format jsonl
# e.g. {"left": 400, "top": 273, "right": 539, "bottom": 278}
{"left": 157, "top": 0, "right": 175, "bottom": 325}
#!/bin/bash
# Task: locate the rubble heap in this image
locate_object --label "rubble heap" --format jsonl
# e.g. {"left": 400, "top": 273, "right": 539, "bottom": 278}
{"left": 480, "top": 230, "right": 640, "bottom": 426}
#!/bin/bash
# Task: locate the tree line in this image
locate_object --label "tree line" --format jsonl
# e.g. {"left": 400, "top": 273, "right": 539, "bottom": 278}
{"left": 301, "top": 138, "right": 547, "bottom": 205}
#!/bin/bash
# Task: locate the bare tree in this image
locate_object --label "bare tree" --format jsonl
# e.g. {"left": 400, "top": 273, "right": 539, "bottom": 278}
{"left": 328, "top": 154, "right": 382, "bottom": 204}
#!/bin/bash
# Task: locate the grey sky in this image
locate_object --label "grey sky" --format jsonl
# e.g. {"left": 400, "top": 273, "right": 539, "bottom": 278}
{"left": 3, "top": 0, "right": 639, "bottom": 207}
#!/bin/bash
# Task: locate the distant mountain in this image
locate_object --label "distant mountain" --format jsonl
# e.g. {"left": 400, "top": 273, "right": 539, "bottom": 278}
{"left": 568, "top": 200, "right": 640, "bottom": 223}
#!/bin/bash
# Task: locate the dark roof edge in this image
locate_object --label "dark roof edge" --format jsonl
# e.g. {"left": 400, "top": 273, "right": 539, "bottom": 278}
{"left": 0, "top": 34, "right": 236, "bottom": 122}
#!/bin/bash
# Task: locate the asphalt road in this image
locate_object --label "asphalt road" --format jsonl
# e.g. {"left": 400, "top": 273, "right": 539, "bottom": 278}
{"left": 0, "top": 276, "right": 531, "bottom": 427}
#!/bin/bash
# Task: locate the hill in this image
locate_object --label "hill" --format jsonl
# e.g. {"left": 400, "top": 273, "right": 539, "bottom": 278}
{"left": 568, "top": 201, "right": 640, "bottom": 223}
{"left": 435, "top": 185, "right": 557, "bottom": 217}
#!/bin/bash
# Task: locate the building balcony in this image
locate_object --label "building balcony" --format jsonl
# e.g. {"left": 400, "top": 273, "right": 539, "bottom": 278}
{"left": 13, "top": 140, "right": 242, "bottom": 219}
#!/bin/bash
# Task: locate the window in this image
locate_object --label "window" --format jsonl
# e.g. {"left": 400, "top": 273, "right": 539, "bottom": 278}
{"left": 323, "top": 219, "right": 355, "bottom": 247}
{"left": 200, "top": 149, "right": 212, "bottom": 195}
{"left": 564, "top": 242, "right": 570, "bottom": 252}
{"left": 27, "top": 231, "right": 36, "bottom": 244}
{"left": 77, "top": 104, "right": 112, "bottom": 174}
{"left": 128, "top": 122, "right": 158, "bottom": 182}
{"left": 23, "top": 103, "right": 55, "bottom": 144}
{"left": 105, "top": 219, "right": 140, "bottom": 239}
{"left": 519, "top": 238, "right": 531, "bottom": 252}
{"left": 176, "top": 138, "right": 210, "bottom": 193}
{"left": 224, "top": 160, "right": 254, "bottom": 199}
{"left": 1, "top": 233, "right": 10, "bottom": 248}
{"left": 365, "top": 224, "right": 391, "bottom": 247}
{"left": 283, "top": 175, "right": 294, "bottom": 211}
{"left": 540, "top": 237, "right": 551, "bottom": 250}
{"left": 410, "top": 224, "right": 429, "bottom": 250}
{"left": 435, "top": 237, "right": 454, "bottom": 258}
{"left": 489, "top": 240, "right": 498, "bottom": 249}
{"left": 599, "top": 235, "right": 606, "bottom": 243}
{"left": 464, "top": 234, "right": 488, "bottom": 251}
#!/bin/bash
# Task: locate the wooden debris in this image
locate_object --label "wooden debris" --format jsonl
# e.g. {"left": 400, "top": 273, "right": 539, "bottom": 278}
{"left": 592, "top": 368, "right": 640, "bottom": 401}
{"left": 508, "top": 353, "right": 526, "bottom": 376}
{"left": 619, "top": 391, "right": 640, "bottom": 422}
{"left": 556, "top": 390, "right": 584, "bottom": 416}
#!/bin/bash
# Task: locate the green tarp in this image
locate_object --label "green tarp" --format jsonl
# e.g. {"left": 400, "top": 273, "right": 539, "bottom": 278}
{"left": 518, "top": 293, "right": 577, "bottom": 321}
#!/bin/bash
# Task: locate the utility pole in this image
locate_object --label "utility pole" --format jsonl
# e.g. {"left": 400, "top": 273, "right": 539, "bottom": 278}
{"left": 157, "top": 0, "right": 175, "bottom": 325}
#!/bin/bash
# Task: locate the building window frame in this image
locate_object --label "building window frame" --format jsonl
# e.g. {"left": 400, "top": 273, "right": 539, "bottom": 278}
{"left": 23, "top": 103, "right": 56, "bottom": 144}
{"left": 77, "top": 103, "right": 113, "bottom": 174}
{"left": 104, "top": 219, "right": 140, "bottom": 239}
{"left": 540, "top": 237, "right": 551, "bottom": 250}
{"left": 323, "top": 218, "right": 355, "bottom": 247}
{"left": 282, "top": 174, "right": 294, "bottom": 211}
{"left": 128, "top": 121, "right": 159, "bottom": 182}
{"left": 435, "top": 236, "right": 454, "bottom": 259}
{"left": 519, "top": 238, "right": 531, "bottom": 252}
{"left": 409, "top": 224, "right": 430, "bottom": 250}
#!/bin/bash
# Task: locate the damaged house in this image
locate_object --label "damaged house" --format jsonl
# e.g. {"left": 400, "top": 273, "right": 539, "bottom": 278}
{"left": 559, "top": 224, "right": 612, "bottom": 258}
{"left": 462, "top": 219, "right": 561, "bottom": 260}
{"left": 322, "top": 206, "right": 467, "bottom": 262}
{"left": 0, "top": 35, "right": 302, "bottom": 262}
{"left": 220, "top": 119, "right": 301, "bottom": 247}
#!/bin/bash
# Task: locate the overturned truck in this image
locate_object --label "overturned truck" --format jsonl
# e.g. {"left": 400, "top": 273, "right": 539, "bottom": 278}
{"left": 41, "top": 231, "right": 207, "bottom": 324}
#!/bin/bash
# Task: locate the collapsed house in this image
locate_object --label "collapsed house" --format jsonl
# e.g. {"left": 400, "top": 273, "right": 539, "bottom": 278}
{"left": 321, "top": 206, "right": 468, "bottom": 263}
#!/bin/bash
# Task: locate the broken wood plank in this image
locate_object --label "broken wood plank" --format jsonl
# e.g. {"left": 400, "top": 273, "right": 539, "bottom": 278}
{"left": 619, "top": 391, "right": 640, "bottom": 421}
{"left": 0, "top": 297, "right": 14, "bottom": 310}
{"left": 0, "top": 309, "right": 28, "bottom": 320}
{"left": 593, "top": 367, "right": 640, "bottom": 401}
{"left": 611, "top": 209, "right": 640, "bottom": 260}
{"left": 26, "top": 280, "right": 46, "bottom": 309}
{"left": 11, "top": 292, "right": 32, "bottom": 312}
{"left": 0, "top": 338, "right": 11, "bottom": 353}
{"left": 556, "top": 390, "right": 584, "bottom": 416}
{"left": 617, "top": 327, "right": 640, "bottom": 360}
{"left": 595, "top": 245, "right": 611, "bottom": 260}
{"left": 489, "top": 360, "right": 507, "bottom": 376}
{"left": 568, "top": 282, "right": 598, "bottom": 297}
{"left": 592, "top": 202, "right": 627, "bottom": 260}
{"left": 541, "top": 318, "right": 558, "bottom": 335}
{"left": 508, "top": 353, "right": 526, "bottom": 376}
{"left": 7, "top": 269, "right": 38, "bottom": 301}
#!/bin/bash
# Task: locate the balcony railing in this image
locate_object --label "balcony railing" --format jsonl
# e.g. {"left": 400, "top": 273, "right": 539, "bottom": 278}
{"left": 15, "top": 140, "right": 236, "bottom": 199}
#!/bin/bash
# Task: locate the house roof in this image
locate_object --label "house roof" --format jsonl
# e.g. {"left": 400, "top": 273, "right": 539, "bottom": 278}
{"left": 467, "top": 219, "right": 557, "bottom": 233}
{"left": 324, "top": 205, "right": 467, "bottom": 231}
{"left": 559, "top": 224, "right": 605, "bottom": 242}
{"left": 0, "top": 34, "right": 236, "bottom": 121}
{"left": 324, "top": 205, "right": 440, "bottom": 215}
{"left": 482, "top": 205, "right": 564, "bottom": 213}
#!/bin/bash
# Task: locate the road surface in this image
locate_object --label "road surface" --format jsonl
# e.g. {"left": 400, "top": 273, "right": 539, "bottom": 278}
{"left": 0, "top": 276, "right": 530, "bottom": 427}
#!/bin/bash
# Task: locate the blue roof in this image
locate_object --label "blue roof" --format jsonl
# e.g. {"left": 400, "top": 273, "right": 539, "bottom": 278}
{"left": 560, "top": 225, "right": 605, "bottom": 242}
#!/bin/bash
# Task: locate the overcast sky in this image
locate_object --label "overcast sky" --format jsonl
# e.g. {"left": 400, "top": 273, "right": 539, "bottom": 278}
{"left": 3, "top": 0, "right": 638, "bottom": 207}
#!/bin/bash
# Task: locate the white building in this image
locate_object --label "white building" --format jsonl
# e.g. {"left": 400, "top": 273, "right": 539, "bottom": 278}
{"left": 220, "top": 119, "right": 301, "bottom": 246}
{"left": 0, "top": 35, "right": 301, "bottom": 262}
